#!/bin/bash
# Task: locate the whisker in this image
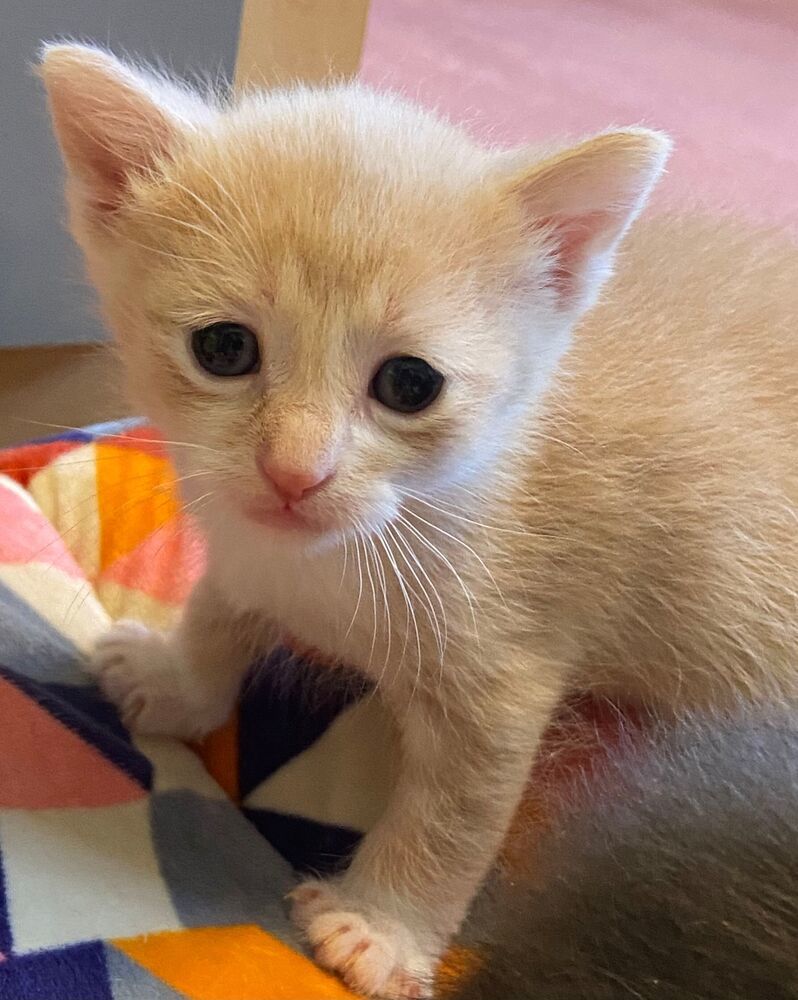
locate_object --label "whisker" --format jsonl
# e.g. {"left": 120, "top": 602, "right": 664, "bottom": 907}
{"left": 337, "top": 535, "right": 349, "bottom": 599}
{"left": 63, "top": 577, "right": 97, "bottom": 628}
{"left": 529, "top": 428, "right": 588, "bottom": 458}
{"left": 30, "top": 468, "right": 217, "bottom": 532}
{"left": 397, "top": 486, "right": 531, "bottom": 537}
{"left": 12, "top": 419, "right": 224, "bottom": 455}
{"left": 23, "top": 471, "right": 213, "bottom": 573}
{"left": 344, "top": 531, "right": 365, "bottom": 644}
{"left": 395, "top": 513, "right": 482, "bottom": 644}
{"left": 450, "top": 480, "right": 542, "bottom": 510}
{"left": 367, "top": 531, "right": 393, "bottom": 685}
{"left": 177, "top": 489, "right": 216, "bottom": 516}
{"left": 387, "top": 520, "right": 446, "bottom": 663}
{"left": 357, "top": 521, "right": 379, "bottom": 673}
{"left": 381, "top": 523, "right": 424, "bottom": 690}
{"left": 400, "top": 505, "right": 507, "bottom": 611}
{"left": 374, "top": 526, "right": 418, "bottom": 677}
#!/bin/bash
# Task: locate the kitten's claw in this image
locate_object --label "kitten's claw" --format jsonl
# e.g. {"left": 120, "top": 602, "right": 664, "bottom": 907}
{"left": 89, "top": 619, "right": 225, "bottom": 739}
{"left": 290, "top": 879, "right": 434, "bottom": 999}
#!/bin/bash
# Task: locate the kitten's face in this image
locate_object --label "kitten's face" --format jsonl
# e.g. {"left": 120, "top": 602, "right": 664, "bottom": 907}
{"left": 118, "top": 139, "right": 563, "bottom": 542}
{"left": 40, "top": 46, "right": 668, "bottom": 547}
{"left": 101, "top": 110, "right": 550, "bottom": 543}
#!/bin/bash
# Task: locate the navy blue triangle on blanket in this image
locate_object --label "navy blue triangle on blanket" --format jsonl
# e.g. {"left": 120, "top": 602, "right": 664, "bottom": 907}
{"left": 0, "top": 941, "right": 112, "bottom": 1000}
{"left": 243, "top": 806, "right": 362, "bottom": 876}
{"left": 238, "top": 648, "right": 370, "bottom": 802}
{"left": 0, "top": 847, "right": 12, "bottom": 960}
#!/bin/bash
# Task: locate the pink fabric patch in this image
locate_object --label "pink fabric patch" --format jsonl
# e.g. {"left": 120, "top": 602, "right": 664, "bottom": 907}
{"left": 99, "top": 515, "right": 206, "bottom": 607}
{"left": 362, "top": 0, "right": 798, "bottom": 232}
{"left": 0, "top": 484, "right": 84, "bottom": 580}
{"left": 0, "top": 677, "right": 146, "bottom": 809}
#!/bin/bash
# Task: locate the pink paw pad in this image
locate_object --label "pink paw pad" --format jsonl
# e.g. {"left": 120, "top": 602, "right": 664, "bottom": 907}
{"left": 289, "top": 880, "right": 434, "bottom": 998}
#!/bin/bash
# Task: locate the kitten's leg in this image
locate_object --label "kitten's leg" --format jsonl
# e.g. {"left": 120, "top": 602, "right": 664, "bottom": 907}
{"left": 291, "top": 660, "right": 566, "bottom": 999}
{"left": 89, "top": 575, "right": 271, "bottom": 739}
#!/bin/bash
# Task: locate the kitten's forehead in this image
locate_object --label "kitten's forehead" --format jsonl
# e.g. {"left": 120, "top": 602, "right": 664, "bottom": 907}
{"left": 133, "top": 87, "right": 498, "bottom": 317}
{"left": 221, "top": 85, "right": 490, "bottom": 196}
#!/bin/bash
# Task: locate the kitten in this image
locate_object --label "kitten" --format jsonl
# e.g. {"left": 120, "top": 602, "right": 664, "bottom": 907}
{"left": 39, "top": 43, "right": 798, "bottom": 999}
{"left": 443, "top": 706, "right": 798, "bottom": 1000}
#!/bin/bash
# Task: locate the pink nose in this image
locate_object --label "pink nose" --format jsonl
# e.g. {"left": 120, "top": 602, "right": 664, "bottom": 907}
{"left": 257, "top": 453, "right": 333, "bottom": 504}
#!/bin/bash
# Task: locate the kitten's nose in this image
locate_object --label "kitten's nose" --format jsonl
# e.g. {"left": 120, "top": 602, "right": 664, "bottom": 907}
{"left": 257, "top": 453, "right": 334, "bottom": 504}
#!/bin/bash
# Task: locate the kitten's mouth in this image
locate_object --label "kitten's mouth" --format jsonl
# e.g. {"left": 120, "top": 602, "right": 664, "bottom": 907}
{"left": 243, "top": 498, "right": 320, "bottom": 533}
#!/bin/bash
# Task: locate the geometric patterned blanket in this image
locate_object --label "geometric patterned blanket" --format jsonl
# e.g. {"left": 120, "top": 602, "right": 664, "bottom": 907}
{"left": 0, "top": 419, "right": 391, "bottom": 999}
{"left": 0, "top": 419, "right": 630, "bottom": 999}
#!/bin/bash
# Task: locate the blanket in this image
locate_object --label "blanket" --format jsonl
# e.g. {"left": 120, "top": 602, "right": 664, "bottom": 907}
{"left": 0, "top": 419, "right": 400, "bottom": 1000}
{"left": 0, "top": 420, "right": 630, "bottom": 1000}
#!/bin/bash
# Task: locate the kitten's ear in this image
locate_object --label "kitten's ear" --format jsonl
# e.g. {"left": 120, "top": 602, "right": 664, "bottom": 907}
{"left": 38, "top": 44, "right": 192, "bottom": 215}
{"left": 502, "top": 129, "right": 671, "bottom": 313}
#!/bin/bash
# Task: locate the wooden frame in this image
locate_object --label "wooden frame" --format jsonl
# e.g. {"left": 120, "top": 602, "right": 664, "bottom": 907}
{"left": 0, "top": 344, "right": 123, "bottom": 447}
{"left": 235, "top": 0, "right": 370, "bottom": 90}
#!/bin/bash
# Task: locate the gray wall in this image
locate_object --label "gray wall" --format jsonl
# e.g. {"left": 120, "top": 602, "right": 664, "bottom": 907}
{"left": 0, "top": 0, "right": 242, "bottom": 347}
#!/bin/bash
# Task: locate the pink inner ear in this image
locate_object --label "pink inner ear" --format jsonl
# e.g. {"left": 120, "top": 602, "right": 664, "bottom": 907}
{"left": 90, "top": 108, "right": 174, "bottom": 212}
{"left": 539, "top": 209, "right": 615, "bottom": 302}
{"left": 82, "top": 150, "right": 129, "bottom": 213}
{"left": 51, "top": 81, "right": 177, "bottom": 214}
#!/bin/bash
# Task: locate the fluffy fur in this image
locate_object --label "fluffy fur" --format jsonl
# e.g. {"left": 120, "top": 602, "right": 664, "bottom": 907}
{"left": 39, "top": 44, "right": 798, "bottom": 998}
{"left": 444, "top": 706, "right": 798, "bottom": 1000}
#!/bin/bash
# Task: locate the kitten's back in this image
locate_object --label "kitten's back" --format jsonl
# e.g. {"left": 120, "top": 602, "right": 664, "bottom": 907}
{"left": 445, "top": 705, "right": 798, "bottom": 1000}
{"left": 510, "top": 218, "right": 798, "bottom": 707}
{"left": 587, "top": 215, "right": 798, "bottom": 418}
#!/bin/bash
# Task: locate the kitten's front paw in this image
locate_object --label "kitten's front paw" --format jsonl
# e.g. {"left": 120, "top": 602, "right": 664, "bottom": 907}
{"left": 290, "top": 880, "right": 435, "bottom": 999}
{"left": 89, "top": 620, "right": 224, "bottom": 739}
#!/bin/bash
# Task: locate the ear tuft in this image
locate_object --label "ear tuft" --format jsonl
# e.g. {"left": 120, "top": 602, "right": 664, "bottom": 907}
{"left": 505, "top": 128, "right": 672, "bottom": 312}
{"left": 38, "top": 43, "right": 185, "bottom": 215}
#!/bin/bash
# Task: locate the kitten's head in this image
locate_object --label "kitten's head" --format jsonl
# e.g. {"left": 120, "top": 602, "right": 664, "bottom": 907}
{"left": 39, "top": 44, "right": 669, "bottom": 548}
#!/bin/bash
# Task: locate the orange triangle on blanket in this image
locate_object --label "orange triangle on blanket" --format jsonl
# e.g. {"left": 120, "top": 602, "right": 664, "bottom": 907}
{"left": 193, "top": 712, "right": 240, "bottom": 803}
{"left": 100, "top": 515, "right": 206, "bottom": 608}
{"left": 96, "top": 444, "right": 181, "bottom": 571}
{"left": 113, "top": 924, "right": 359, "bottom": 999}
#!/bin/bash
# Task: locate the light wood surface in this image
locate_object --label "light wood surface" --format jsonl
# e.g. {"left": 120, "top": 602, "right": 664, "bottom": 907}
{"left": 0, "top": 344, "right": 125, "bottom": 447}
{"left": 235, "top": 0, "right": 370, "bottom": 89}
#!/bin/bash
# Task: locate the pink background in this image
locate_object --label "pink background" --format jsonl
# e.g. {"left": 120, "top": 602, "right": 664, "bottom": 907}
{"left": 361, "top": 0, "right": 798, "bottom": 230}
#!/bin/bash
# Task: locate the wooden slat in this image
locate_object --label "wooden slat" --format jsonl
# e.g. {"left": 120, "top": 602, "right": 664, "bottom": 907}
{"left": 235, "top": 0, "right": 370, "bottom": 90}
{"left": 0, "top": 344, "right": 126, "bottom": 447}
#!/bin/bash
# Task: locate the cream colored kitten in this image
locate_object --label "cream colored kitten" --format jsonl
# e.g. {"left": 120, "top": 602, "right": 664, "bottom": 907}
{"left": 40, "top": 44, "right": 798, "bottom": 999}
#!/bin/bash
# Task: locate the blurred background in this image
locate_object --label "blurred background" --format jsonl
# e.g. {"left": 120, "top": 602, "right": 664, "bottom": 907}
{"left": 1, "top": 0, "right": 796, "bottom": 437}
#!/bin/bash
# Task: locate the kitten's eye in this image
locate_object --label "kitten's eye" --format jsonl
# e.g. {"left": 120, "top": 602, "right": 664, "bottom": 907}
{"left": 191, "top": 322, "right": 260, "bottom": 377}
{"left": 370, "top": 356, "right": 444, "bottom": 413}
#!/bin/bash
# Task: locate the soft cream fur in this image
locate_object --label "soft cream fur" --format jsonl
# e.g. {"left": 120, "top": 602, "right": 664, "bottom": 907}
{"left": 40, "top": 43, "right": 798, "bottom": 999}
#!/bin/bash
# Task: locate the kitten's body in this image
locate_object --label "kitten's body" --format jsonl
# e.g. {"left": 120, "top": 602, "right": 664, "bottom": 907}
{"left": 446, "top": 706, "right": 798, "bottom": 1000}
{"left": 39, "top": 46, "right": 798, "bottom": 998}
{"left": 516, "top": 215, "right": 798, "bottom": 709}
